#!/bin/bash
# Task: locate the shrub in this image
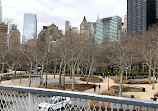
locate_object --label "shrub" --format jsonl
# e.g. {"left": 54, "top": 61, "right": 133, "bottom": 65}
{"left": 101, "top": 89, "right": 115, "bottom": 96}
{"left": 80, "top": 75, "right": 103, "bottom": 83}
{"left": 112, "top": 76, "right": 156, "bottom": 84}
{"left": 101, "top": 85, "right": 144, "bottom": 98}
{"left": 37, "top": 84, "right": 94, "bottom": 92}
{"left": 110, "top": 85, "right": 144, "bottom": 92}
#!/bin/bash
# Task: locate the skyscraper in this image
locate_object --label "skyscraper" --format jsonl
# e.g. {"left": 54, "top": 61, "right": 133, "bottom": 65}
{"left": 71, "top": 27, "right": 78, "bottom": 36}
{"left": 122, "top": 15, "right": 127, "bottom": 32}
{"left": 0, "top": 0, "right": 2, "bottom": 22}
{"left": 94, "top": 16, "right": 122, "bottom": 44}
{"left": 127, "top": 0, "right": 156, "bottom": 33}
{"left": 65, "top": 21, "right": 71, "bottom": 36}
{"left": 89, "top": 22, "right": 96, "bottom": 38}
{"left": 22, "top": 13, "right": 37, "bottom": 44}
{"left": 80, "top": 16, "right": 91, "bottom": 38}
{"left": 9, "top": 24, "right": 21, "bottom": 50}
{"left": 0, "top": 22, "right": 8, "bottom": 51}
{"left": 38, "top": 24, "right": 63, "bottom": 44}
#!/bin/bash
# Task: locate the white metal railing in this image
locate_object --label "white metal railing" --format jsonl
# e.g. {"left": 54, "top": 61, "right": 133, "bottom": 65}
{"left": 0, "top": 85, "right": 158, "bottom": 111}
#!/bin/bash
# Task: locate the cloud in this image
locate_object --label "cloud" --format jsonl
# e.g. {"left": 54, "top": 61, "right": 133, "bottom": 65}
{"left": 2, "top": 0, "right": 127, "bottom": 35}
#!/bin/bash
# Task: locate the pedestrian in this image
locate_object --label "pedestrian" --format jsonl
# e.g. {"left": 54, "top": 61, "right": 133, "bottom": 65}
{"left": 105, "top": 74, "right": 107, "bottom": 78}
{"left": 151, "top": 95, "right": 157, "bottom": 101}
{"left": 102, "top": 73, "right": 105, "bottom": 79}
{"left": 98, "top": 84, "right": 101, "bottom": 93}
{"left": 94, "top": 84, "right": 96, "bottom": 92}
{"left": 156, "top": 75, "right": 158, "bottom": 81}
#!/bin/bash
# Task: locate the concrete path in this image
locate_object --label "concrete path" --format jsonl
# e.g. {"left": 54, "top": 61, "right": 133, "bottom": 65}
{"left": 1, "top": 75, "right": 158, "bottom": 100}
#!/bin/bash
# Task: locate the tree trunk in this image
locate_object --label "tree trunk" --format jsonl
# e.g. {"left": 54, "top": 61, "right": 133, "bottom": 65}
{"left": 77, "top": 62, "right": 80, "bottom": 77}
{"left": 29, "top": 61, "right": 33, "bottom": 87}
{"left": 89, "top": 58, "right": 94, "bottom": 76}
{"left": 138, "top": 63, "right": 141, "bottom": 75}
{"left": 0, "top": 63, "right": 4, "bottom": 83}
{"left": 54, "top": 64, "right": 57, "bottom": 78}
{"left": 70, "top": 63, "right": 72, "bottom": 79}
{"left": 129, "top": 65, "right": 131, "bottom": 78}
{"left": 119, "top": 67, "right": 124, "bottom": 97}
{"left": 142, "top": 63, "right": 145, "bottom": 73}
{"left": 12, "top": 66, "right": 17, "bottom": 82}
{"left": 1, "top": 63, "right": 4, "bottom": 74}
{"left": 149, "top": 67, "right": 152, "bottom": 85}
{"left": 71, "top": 61, "right": 78, "bottom": 91}
{"left": 85, "top": 67, "right": 88, "bottom": 76}
{"left": 125, "top": 69, "right": 128, "bottom": 81}
{"left": 81, "top": 66, "right": 84, "bottom": 77}
{"left": 45, "top": 57, "right": 49, "bottom": 88}
{"left": 152, "top": 66, "right": 156, "bottom": 90}
{"left": 35, "top": 59, "right": 38, "bottom": 76}
{"left": 40, "top": 63, "right": 44, "bottom": 86}
{"left": 0, "top": 75, "right": 1, "bottom": 84}
{"left": 59, "top": 61, "right": 63, "bottom": 86}
{"left": 62, "top": 64, "right": 66, "bottom": 90}
{"left": 19, "top": 66, "right": 22, "bottom": 83}
{"left": 72, "top": 64, "right": 75, "bottom": 91}
{"left": 67, "top": 62, "right": 70, "bottom": 76}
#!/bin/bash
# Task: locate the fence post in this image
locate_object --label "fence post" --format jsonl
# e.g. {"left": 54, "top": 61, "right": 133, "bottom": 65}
{"left": 28, "top": 93, "right": 34, "bottom": 111}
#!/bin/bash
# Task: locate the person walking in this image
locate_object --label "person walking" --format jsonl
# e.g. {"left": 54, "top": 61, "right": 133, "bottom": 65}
{"left": 94, "top": 84, "right": 96, "bottom": 92}
{"left": 151, "top": 95, "right": 157, "bottom": 101}
{"left": 98, "top": 84, "right": 101, "bottom": 93}
{"left": 156, "top": 75, "right": 158, "bottom": 81}
{"left": 105, "top": 74, "right": 107, "bottom": 78}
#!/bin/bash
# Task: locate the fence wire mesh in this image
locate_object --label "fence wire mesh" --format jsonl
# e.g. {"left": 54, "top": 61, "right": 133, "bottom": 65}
{"left": 0, "top": 87, "right": 158, "bottom": 111}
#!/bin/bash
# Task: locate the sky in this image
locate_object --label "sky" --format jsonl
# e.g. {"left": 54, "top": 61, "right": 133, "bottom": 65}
{"left": 2, "top": 0, "right": 127, "bottom": 35}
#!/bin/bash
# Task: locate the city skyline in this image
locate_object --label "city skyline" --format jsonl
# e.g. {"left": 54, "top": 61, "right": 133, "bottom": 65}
{"left": 2, "top": 0, "right": 126, "bottom": 34}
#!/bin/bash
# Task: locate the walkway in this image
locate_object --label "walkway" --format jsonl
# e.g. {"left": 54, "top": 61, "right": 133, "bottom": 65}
{"left": 1, "top": 74, "right": 158, "bottom": 100}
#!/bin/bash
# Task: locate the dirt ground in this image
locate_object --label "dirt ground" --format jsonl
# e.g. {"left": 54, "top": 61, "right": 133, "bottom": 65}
{"left": 1, "top": 75, "right": 158, "bottom": 100}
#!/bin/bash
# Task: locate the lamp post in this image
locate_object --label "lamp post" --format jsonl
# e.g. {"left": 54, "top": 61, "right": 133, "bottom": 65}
{"left": 108, "top": 72, "right": 110, "bottom": 90}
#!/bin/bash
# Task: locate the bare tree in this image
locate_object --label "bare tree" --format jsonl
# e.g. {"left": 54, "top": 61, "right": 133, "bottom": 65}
{"left": 103, "top": 37, "right": 132, "bottom": 97}
{"left": 0, "top": 22, "right": 8, "bottom": 80}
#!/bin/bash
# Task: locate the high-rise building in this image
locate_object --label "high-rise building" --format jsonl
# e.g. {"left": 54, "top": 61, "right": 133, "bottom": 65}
{"left": 0, "top": 0, "right": 2, "bottom": 22}
{"left": 127, "top": 0, "right": 156, "bottom": 33}
{"left": 71, "top": 27, "right": 78, "bottom": 36}
{"left": 0, "top": 22, "right": 8, "bottom": 51}
{"left": 89, "top": 22, "right": 96, "bottom": 38}
{"left": 65, "top": 21, "right": 71, "bottom": 36}
{"left": 122, "top": 15, "right": 127, "bottom": 33}
{"left": 9, "top": 24, "right": 21, "bottom": 50}
{"left": 22, "top": 13, "right": 37, "bottom": 44}
{"left": 80, "top": 16, "right": 91, "bottom": 38}
{"left": 94, "top": 16, "right": 122, "bottom": 44}
{"left": 38, "top": 24, "right": 63, "bottom": 44}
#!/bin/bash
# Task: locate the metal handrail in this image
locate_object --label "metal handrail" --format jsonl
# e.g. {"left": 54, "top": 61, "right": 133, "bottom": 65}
{"left": 0, "top": 85, "right": 158, "bottom": 108}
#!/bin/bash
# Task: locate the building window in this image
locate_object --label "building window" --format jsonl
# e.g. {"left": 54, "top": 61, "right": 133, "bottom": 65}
{"left": 84, "top": 26, "right": 88, "bottom": 30}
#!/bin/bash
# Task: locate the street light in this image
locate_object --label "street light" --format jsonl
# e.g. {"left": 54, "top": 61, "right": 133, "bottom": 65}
{"left": 108, "top": 72, "right": 110, "bottom": 90}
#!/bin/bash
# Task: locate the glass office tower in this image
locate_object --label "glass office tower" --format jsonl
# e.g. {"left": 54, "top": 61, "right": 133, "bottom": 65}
{"left": 127, "top": 0, "right": 156, "bottom": 33}
{"left": 22, "top": 13, "right": 37, "bottom": 44}
{"left": 94, "top": 16, "right": 122, "bottom": 44}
